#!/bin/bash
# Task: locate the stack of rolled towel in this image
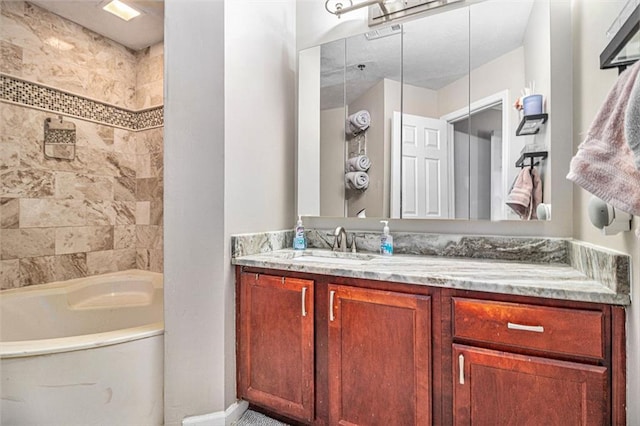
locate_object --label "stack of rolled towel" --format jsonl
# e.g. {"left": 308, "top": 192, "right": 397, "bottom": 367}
{"left": 346, "top": 110, "right": 371, "bottom": 136}
{"left": 345, "top": 154, "right": 371, "bottom": 190}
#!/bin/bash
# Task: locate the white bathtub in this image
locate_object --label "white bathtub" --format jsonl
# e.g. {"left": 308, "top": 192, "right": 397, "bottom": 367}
{"left": 0, "top": 270, "right": 164, "bottom": 426}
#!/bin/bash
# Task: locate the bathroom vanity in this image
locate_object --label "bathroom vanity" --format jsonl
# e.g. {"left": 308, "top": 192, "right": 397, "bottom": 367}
{"left": 233, "top": 233, "right": 629, "bottom": 425}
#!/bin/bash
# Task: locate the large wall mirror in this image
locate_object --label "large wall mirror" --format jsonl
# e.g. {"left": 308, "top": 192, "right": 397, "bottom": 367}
{"left": 298, "top": 0, "right": 551, "bottom": 221}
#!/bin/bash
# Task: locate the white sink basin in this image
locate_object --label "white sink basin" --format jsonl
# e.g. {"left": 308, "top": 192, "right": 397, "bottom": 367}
{"left": 289, "top": 251, "right": 374, "bottom": 266}
{"left": 292, "top": 255, "right": 368, "bottom": 266}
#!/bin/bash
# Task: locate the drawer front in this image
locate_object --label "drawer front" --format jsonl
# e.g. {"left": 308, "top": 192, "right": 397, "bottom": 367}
{"left": 452, "top": 297, "right": 604, "bottom": 359}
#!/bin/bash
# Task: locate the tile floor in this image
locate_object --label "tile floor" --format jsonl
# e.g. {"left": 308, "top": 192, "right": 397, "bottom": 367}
{"left": 235, "top": 409, "right": 289, "bottom": 425}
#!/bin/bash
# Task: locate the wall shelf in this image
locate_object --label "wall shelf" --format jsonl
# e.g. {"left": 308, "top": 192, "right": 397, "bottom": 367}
{"left": 600, "top": 1, "right": 640, "bottom": 73}
{"left": 516, "top": 151, "right": 548, "bottom": 168}
{"left": 516, "top": 113, "right": 548, "bottom": 136}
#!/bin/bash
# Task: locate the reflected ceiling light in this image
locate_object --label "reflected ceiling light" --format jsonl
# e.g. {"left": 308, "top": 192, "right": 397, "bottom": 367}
{"left": 102, "top": 0, "right": 141, "bottom": 21}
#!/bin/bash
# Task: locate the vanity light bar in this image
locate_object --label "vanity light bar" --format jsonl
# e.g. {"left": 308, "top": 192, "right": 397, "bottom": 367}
{"left": 365, "top": 24, "right": 402, "bottom": 40}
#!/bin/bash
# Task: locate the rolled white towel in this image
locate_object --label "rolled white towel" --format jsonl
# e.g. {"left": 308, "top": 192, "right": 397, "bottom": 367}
{"left": 346, "top": 110, "right": 370, "bottom": 135}
{"left": 346, "top": 155, "right": 371, "bottom": 172}
{"left": 345, "top": 171, "right": 369, "bottom": 190}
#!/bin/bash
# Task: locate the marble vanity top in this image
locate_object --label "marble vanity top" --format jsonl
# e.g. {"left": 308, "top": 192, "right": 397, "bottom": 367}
{"left": 231, "top": 230, "right": 631, "bottom": 306}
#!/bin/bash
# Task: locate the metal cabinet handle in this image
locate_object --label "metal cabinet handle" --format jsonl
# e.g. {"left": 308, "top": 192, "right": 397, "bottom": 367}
{"left": 281, "top": 277, "right": 285, "bottom": 285}
{"left": 459, "top": 354, "right": 465, "bottom": 385}
{"left": 507, "top": 322, "right": 544, "bottom": 333}
{"left": 329, "top": 290, "right": 336, "bottom": 322}
{"left": 302, "top": 287, "right": 307, "bottom": 317}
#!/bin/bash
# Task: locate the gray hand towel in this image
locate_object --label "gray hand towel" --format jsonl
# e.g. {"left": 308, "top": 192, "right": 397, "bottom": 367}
{"left": 625, "top": 65, "right": 640, "bottom": 170}
{"left": 567, "top": 60, "right": 640, "bottom": 216}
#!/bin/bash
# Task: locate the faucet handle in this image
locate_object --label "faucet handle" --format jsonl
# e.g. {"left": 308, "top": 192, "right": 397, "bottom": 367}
{"left": 351, "top": 234, "right": 357, "bottom": 253}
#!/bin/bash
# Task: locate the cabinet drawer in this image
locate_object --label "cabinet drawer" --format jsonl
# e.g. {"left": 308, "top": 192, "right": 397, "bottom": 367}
{"left": 452, "top": 298, "right": 604, "bottom": 359}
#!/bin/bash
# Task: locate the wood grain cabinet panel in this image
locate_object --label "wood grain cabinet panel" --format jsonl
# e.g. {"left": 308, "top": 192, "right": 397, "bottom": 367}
{"left": 327, "top": 284, "right": 432, "bottom": 426}
{"left": 452, "top": 344, "right": 608, "bottom": 426}
{"left": 452, "top": 297, "right": 605, "bottom": 359}
{"left": 237, "top": 272, "right": 315, "bottom": 423}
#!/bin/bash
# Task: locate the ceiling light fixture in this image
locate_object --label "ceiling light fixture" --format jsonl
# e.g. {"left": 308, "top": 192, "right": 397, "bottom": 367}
{"left": 102, "top": 0, "right": 141, "bottom": 21}
{"left": 325, "top": 0, "right": 463, "bottom": 25}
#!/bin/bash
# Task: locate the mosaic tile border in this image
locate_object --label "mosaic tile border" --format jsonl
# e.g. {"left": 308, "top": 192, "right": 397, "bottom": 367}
{"left": 0, "top": 74, "right": 163, "bottom": 131}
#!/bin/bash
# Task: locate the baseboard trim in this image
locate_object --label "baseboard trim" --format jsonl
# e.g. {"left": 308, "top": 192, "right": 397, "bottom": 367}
{"left": 182, "top": 400, "right": 249, "bottom": 426}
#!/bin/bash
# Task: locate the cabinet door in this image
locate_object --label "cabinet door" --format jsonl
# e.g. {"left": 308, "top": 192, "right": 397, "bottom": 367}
{"left": 453, "top": 344, "right": 608, "bottom": 426}
{"left": 328, "top": 284, "right": 431, "bottom": 426}
{"left": 238, "top": 273, "right": 314, "bottom": 422}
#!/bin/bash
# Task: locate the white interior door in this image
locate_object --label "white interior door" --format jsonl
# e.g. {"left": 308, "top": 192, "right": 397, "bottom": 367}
{"left": 392, "top": 112, "right": 450, "bottom": 219}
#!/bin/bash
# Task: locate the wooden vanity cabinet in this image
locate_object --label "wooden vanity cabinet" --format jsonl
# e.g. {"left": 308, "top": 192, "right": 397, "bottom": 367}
{"left": 236, "top": 267, "right": 626, "bottom": 425}
{"left": 452, "top": 344, "right": 608, "bottom": 425}
{"left": 327, "top": 284, "right": 432, "bottom": 426}
{"left": 237, "top": 272, "right": 315, "bottom": 423}
{"left": 449, "top": 294, "right": 625, "bottom": 426}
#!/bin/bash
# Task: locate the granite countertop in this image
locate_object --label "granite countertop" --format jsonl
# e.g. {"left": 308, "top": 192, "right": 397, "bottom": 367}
{"left": 231, "top": 231, "right": 631, "bottom": 306}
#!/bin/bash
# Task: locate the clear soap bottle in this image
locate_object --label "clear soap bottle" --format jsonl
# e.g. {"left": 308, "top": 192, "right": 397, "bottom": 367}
{"left": 379, "top": 220, "right": 393, "bottom": 255}
{"left": 293, "top": 215, "right": 307, "bottom": 250}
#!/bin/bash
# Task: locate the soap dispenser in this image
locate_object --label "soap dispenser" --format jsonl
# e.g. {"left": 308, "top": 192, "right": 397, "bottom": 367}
{"left": 293, "top": 215, "right": 307, "bottom": 250}
{"left": 379, "top": 220, "right": 393, "bottom": 255}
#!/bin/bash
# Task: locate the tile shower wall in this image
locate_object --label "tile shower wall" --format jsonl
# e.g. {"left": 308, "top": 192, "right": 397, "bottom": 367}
{"left": 0, "top": 1, "right": 164, "bottom": 289}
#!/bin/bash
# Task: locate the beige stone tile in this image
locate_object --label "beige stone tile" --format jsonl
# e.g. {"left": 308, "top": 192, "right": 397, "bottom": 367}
{"left": 0, "top": 142, "right": 20, "bottom": 170}
{"left": 1, "top": 228, "right": 55, "bottom": 259}
{"left": 136, "top": 153, "right": 151, "bottom": 178}
{"left": 136, "top": 177, "right": 163, "bottom": 201}
{"left": 136, "top": 248, "right": 149, "bottom": 270}
{"left": 136, "top": 128, "right": 163, "bottom": 155}
{"left": 114, "top": 225, "right": 136, "bottom": 249}
{"left": 114, "top": 177, "right": 136, "bottom": 201}
{"left": 1, "top": 168, "right": 55, "bottom": 198}
{"left": 55, "top": 172, "right": 114, "bottom": 200}
{"left": 136, "top": 201, "right": 150, "bottom": 225}
{"left": 113, "top": 152, "right": 137, "bottom": 178}
{"left": 114, "top": 201, "right": 136, "bottom": 225}
{"left": 149, "top": 249, "right": 163, "bottom": 273}
{"left": 19, "top": 253, "right": 87, "bottom": 286}
{"left": 135, "top": 248, "right": 163, "bottom": 272}
{"left": 1, "top": 259, "right": 21, "bottom": 289}
{"left": 136, "top": 225, "right": 162, "bottom": 250}
{"left": 0, "top": 41, "right": 23, "bottom": 75}
{"left": 55, "top": 226, "right": 114, "bottom": 255}
{"left": 75, "top": 121, "right": 114, "bottom": 151}
{"left": 113, "top": 129, "right": 137, "bottom": 154}
{"left": 77, "top": 148, "right": 120, "bottom": 177}
{"left": 20, "top": 199, "right": 85, "bottom": 228}
{"left": 1, "top": 198, "right": 19, "bottom": 228}
{"left": 115, "top": 248, "right": 137, "bottom": 270}
{"left": 149, "top": 200, "right": 163, "bottom": 226}
{"left": 85, "top": 200, "right": 117, "bottom": 226}
{"left": 86, "top": 250, "right": 116, "bottom": 275}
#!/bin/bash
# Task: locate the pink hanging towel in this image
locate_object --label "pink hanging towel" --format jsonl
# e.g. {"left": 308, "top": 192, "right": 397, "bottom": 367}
{"left": 567, "top": 61, "right": 640, "bottom": 216}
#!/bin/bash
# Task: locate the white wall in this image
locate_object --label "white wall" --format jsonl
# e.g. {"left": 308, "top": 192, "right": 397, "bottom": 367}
{"left": 572, "top": 0, "right": 639, "bottom": 421}
{"left": 320, "top": 107, "right": 347, "bottom": 217}
{"left": 164, "top": 0, "right": 226, "bottom": 424}
{"left": 224, "top": 0, "right": 297, "bottom": 409}
{"left": 164, "top": 0, "right": 296, "bottom": 424}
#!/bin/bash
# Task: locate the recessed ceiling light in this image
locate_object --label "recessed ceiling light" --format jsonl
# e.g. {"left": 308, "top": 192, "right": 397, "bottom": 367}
{"left": 103, "top": 0, "right": 141, "bottom": 21}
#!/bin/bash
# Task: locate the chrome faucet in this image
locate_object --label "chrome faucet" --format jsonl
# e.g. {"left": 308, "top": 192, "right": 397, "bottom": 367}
{"left": 332, "top": 226, "right": 357, "bottom": 253}
{"left": 332, "top": 226, "right": 348, "bottom": 252}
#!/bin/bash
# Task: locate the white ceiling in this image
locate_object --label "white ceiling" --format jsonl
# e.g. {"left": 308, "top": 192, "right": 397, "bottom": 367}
{"left": 321, "top": 0, "right": 535, "bottom": 109}
{"left": 30, "top": 0, "right": 164, "bottom": 51}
